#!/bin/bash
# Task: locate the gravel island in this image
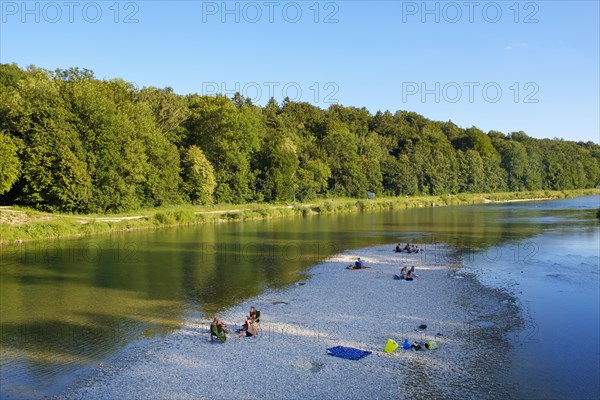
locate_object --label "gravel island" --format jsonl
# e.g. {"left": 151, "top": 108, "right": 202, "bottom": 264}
{"left": 59, "top": 244, "right": 521, "bottom": 400}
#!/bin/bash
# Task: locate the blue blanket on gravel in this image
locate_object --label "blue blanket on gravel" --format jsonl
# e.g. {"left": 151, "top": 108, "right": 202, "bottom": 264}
{"left": 326, "top": 346, "right": 372, "bottom": 360}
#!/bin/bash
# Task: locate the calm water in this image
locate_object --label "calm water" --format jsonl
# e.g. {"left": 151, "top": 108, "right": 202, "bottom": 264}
{"left": 1, "top": 196, "right": 598, "bottom": 399}
{"left": 461, "top": 196, "right": 600, "bottom": 400}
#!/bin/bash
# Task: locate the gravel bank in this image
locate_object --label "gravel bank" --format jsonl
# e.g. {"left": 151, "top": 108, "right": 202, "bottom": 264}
{"left": 58, "top": 244, "right": 521, "bottom": 400}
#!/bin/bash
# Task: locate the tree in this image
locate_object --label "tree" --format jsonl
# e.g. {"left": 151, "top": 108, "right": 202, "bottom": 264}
{"left": 321, "top": 125, "right": 368, "bottom": 197}
{"left": 496, "top": 140, "right": 529, "bottom": 191}
{"left": 185, "top": 95, "right": 261, "bottom": 203}
{"left": 2, "top": 64, "right": 600, "bottom": 212}
{"left": 457, "top": 149, "right": 485, "bottom": 192}
{"left": 0, "top": 132, "right": 20, "bottom": 194}
{"left": 138, "top": 86, "right": 189, "bottom": 145}
{"left": 360, "top": 132, "right": 386, "bottom": 194}
{"left": 522, "top": 143, "right": 544, "bottom": 190}
{"left": 12, "top": 69, "right": 93, "bottom": 211}
{"left": 290, "top": 132, "right": 328, "bottom": 201}
{"left": 381, "top": 154, "right": 417, "bottom": 195}
{"left": 0, "top": 63, "right": 28, "bottom": 88}
{"left": 407, "top": 123, "right": 458, "bottom": 195}
{"left": 182, "top": 145, "right": 216, "bottom": 205}
{"left": 295, "top": 158, "right": 331, "bottom": 201}
{"left": 252, "top": 101, "right": 300, "bottom": 202}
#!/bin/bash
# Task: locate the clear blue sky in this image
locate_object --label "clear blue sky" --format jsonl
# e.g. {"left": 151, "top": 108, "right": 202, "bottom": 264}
{"left": 1, "top": 1, "right": 598, "bottom": 143}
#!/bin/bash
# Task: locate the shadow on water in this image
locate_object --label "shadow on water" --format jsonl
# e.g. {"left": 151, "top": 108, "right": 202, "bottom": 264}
{"left": 0, "top": 308, "right": 182, "bottom": 399}
{"left": 1, "top": 195, "right": 598, "bottom": 398}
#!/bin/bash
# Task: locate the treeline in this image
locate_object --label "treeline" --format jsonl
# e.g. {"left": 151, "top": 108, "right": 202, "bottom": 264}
{"left": 0, "top": 64, "right": 599, "bottom": 213}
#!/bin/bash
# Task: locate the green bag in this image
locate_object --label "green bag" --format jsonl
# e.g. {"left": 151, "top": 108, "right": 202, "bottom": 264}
{"left": 425, "top": 340, "right": 438, "bottom": 350}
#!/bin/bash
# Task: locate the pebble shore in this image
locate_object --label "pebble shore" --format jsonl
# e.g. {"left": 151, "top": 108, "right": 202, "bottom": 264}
{"left": 58, "top": 244, "right": 521, "bottom": 400}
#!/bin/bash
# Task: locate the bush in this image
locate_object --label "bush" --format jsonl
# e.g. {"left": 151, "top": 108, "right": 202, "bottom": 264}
{"left": 255, "top": 208, "right": 269, "bottom": 218}
{"left": 355, "top": 200, "right": 366, "bottom": 212}
{"left": 225, "top": 212, "right": 241, "bottom": 220}
{"left": 172, "top": 210, "right": 194, "bottom": 223}
{"left": 153, "top": 212, "right": 175, "bottom": 225}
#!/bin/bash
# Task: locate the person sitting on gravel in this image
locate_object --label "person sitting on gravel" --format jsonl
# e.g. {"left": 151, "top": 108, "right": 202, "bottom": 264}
{"left": 399, "top": 266, "right": 415, "bottom": 280}
{"left": 400, "top": 266, "right": 408, "bottom": 279}
{"left": 210, "top": 316, "right": 229, "bottom": 342}
{"left": 237, "top": 307, "right": 260, "bottom": 337}
{"left": 237, "top": 316, "right": 258, "bottom": 338}
{"left": 405, "top": 266, "right": 415, "bottom": 281}
{"left": 241, "top": 307, "right": 260, "bottom": 328}
{"left": 347, "top": 258, "right": 366, "bottom": 269}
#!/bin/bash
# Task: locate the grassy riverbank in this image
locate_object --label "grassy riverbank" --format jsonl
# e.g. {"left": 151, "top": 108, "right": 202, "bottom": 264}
{"left": 1, "top": 189, "right": 597, "bottom": 245}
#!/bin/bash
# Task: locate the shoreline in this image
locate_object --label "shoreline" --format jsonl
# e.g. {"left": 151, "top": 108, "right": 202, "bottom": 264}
{"left": 57, "top": 244, "right": 522, "bottom": 400}
{"left": 2, "top": 189, "right": 597, "bottom": 246}
{"left": 482, "top": 197, "right": 552, "bottom": 203}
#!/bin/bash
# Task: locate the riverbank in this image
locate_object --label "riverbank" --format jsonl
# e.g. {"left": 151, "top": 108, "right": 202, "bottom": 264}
{"left": 1, "top": 189, "right": 597, "bottom": 246}
{"left": 57, "top": 244, "right": 522, "bottom": 400}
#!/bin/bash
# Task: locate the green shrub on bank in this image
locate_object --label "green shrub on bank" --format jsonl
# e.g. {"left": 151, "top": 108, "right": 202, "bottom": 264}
{"left": 1, "top": 189, "right": 597, "bottom": 245}
{"left": 153, "top": 212, "right": 174, "bottom": 225}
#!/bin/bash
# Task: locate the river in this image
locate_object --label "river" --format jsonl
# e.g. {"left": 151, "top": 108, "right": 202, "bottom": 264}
{"left": 1, "top": 195, "right": 598, "bottom": 399}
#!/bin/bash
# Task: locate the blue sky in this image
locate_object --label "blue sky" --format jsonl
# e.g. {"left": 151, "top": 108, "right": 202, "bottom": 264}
{"left": 1, "top": 0, "right": 598, "bottom": 143}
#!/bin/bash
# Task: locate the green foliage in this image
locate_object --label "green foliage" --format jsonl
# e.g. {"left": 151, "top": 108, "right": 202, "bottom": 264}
{"left": 152, "top": 210, "right": 195, "bottom": 225}
{"left": 495, "top": 139, "right": 529, "bottom": 191}
{"left": 0, "top": 64, "right": 598, "bottom": 214}
{"left": 138, "top": 86, "right": 189, "bottom": 144}
{"left": 295, "top": 159, "right": 331, "bottom": 201}
{"left": 407, "top": 123, "right": 458, "bottom": 195}
{"left": 254, "top": 107, "right": 299, "bottom": 202}
{"left": 182, "top": 145, "right": 216, "bottom": 205}
{"left": 457, "top": 150, "right": 485, "bottom": 192}
{"left": 0, "top": 132, "right": 20, "bottom": 194}
{"left": 2, "top": 189, "right": 597, "bottom": 244}
{"left": 153, "top": 212, "right": 174, "bottom": 225}
{"left": 185, "top": 95, "right": 260, "bottom": 203}
{"left": 322, "top": 126, "right": 368, "bottom": 197}
{"left": 0, "top": 67, "right": 182, "bottom": 212}
{"left": 381, "top": 154, "right": 417, "bottom": 196}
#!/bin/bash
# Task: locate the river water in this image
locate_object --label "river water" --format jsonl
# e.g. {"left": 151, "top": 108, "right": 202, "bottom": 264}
{"left": 1, "top": 195, "right": 598, "bottom": 399}
{"left": 461, "top": 196, "right": 600, "bottom": 400}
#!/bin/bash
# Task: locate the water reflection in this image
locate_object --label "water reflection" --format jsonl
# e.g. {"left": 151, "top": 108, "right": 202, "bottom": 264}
{"left": 1, "top": 195, "right": 598, "bottom": 398}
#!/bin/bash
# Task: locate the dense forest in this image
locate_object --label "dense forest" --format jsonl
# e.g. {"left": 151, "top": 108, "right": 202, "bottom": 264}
{"left": 1, "top": 64, "right": 599, "bottom": 214}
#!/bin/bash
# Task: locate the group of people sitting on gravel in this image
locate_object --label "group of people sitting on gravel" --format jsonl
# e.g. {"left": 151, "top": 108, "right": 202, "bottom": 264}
{"left": 395, "top": 243, "right": 421, "bottom": 254}
{"left": 400, "top": 265, "right": 415, "bottom": 280}
{"left": 210, "top": 306, "right": 261, "bottom": 342}
{"left": 394, "top": 265, "right": 416, "bottom": 281}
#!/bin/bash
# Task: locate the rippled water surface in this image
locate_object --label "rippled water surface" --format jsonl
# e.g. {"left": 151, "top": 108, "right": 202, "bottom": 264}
{"left": 1, "top": 195, "right": 598, "bottom": 398}
{"left": 462, "top": 196, "right": 600, "bottom": 400}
